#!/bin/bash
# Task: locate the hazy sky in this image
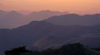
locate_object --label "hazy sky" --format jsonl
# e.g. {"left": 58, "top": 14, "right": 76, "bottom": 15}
{"left": 0, "top": 0, "right": 100, "bottom": 14}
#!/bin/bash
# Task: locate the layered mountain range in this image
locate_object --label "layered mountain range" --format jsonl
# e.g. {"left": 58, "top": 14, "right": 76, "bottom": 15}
{"left": 1, "top": 21, "right": 100, "bottom": 54}
{"left": 1, "top": 11, "right": 100, "bottom": 54}
{"left": 0, "top": 10, "right": 68, "bottom": 28}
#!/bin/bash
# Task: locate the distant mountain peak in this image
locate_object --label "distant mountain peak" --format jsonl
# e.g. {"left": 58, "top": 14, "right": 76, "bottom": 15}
{"left": 67, "top": 14, "right": 79, "bottom": 16}
{"left": 10, "top": 11, "right": 17, "bottom": 13}
{"left": 7, "top": 11, "right": 23, "bottom": 16}
{"left": 8, "top": 11, "right": 22, "bottom": 15}
{"left": 28, "top": 21, "right": 40, "bottom": 24}
{"left": 0, "top": 10, "right": 5, "bottom": 12}
{"left": 39, "top": 10, "right": 52, "bottom": 12}
{"left": 28, "top": 21, "right": 52, "bottom": 25}
{"left": 0, "top": 10, "right": 8, "bottom": 15}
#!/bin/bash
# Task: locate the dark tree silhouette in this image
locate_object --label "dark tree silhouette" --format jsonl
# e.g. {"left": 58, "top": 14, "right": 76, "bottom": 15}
{"left": 5, "top": 46, "right": 32, "bottom": 55}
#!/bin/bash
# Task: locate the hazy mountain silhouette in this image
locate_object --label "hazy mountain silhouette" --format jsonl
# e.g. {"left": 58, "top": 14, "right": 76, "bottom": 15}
{"left": 44, "top": 14, "right": 100, "bottom": 26}
{"left": 0, "top": 10, "right": 68, "bottom": 28}
{"left": 17, "top": 10, "right": 32, "bottom": 15}
{"left": 27, "top": 10, "right": 68, "bottom": 21}
{"left": 0, "top": 11, "right": 27, "bottom": 28}
{"left": 0, "top": 10, "right": 8, "bottom": 20}
{"left": 0, "top": 10, "right": 8, "bottom": 15}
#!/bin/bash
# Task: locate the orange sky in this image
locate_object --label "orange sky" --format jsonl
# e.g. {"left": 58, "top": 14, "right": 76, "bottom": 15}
{"left": 0, "top": 0, "right": 100, "bottom": 14}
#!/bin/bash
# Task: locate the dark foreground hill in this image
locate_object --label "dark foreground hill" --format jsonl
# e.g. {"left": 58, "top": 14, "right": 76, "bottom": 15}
{"left": 27, "top": 36, "right": 100, "bottom": 50}
{"left": 1, "top": 21, "right": 100, "bottom": 54}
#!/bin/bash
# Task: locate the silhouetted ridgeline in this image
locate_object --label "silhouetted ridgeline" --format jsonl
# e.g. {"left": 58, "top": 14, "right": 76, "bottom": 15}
{"left": 0, "top": 10, "right": 68, "bottom": 28}
{"left": 44, "top": 14, "right": 100, "bottom": 26}
{"left": 5, "top": 43, "right": 100, "bottom": 55}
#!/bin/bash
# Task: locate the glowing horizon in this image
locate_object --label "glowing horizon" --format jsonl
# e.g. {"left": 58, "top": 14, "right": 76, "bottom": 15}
{"left": 0, "top": 0, "right": 100, "bottom": 15}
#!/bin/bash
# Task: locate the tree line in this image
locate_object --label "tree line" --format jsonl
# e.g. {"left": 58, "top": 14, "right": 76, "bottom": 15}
{"left": 5, "top": 43, "right": 100, "bottom": 55}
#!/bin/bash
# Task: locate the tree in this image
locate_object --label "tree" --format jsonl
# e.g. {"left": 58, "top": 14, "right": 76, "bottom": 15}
{"left": 5, "top": 46, "right": 32, "bottom": 55}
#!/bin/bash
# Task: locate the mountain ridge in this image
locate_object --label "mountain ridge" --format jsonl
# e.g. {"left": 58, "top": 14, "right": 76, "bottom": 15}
{"left": 0, "top": 10, "right": 68, "bottom": 28}
{"left": 1, "top": 20, "right": 100, "bottom": 54}
{"left": 44, "top": 14, "right": 100, "bottom": 26}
